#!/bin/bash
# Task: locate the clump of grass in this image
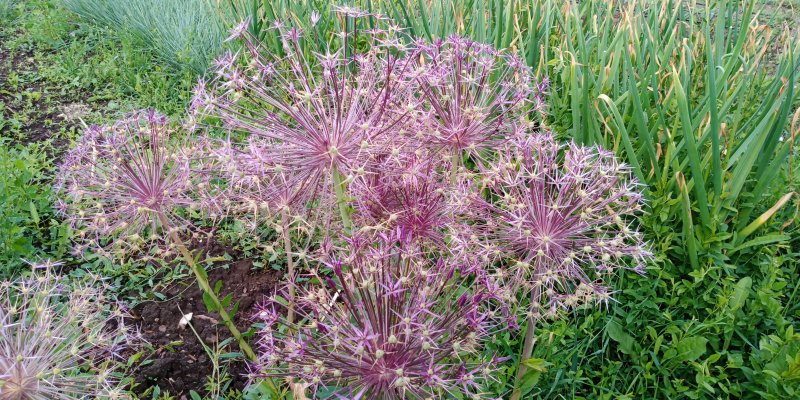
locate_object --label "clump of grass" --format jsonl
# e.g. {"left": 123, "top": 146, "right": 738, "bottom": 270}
{"left": 61, "top": 0, "right": 227, "bottom": 73}
{"left": 0, "top": 0, "right": 17, "bottom": 21}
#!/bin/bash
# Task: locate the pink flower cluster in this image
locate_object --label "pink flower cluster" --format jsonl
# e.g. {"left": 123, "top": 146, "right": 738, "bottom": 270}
{"left": 0, "top": 261, "right": 135, "bottom": 400}
{"left": 55, "top": 109, "right": 216, "bottom": 260}
{"left": 54, "top": 8, "right": 649, "bottom": 398}
{"left": 254, "top": 231, "right": 498, "bottom": 398}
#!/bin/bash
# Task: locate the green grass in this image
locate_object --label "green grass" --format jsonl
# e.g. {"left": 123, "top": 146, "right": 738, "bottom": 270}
{"left": 61, "top": 0, "right": 228, "bottom": 74}
{"left": 0, "top": 0, "right": 16, "bottom": 20}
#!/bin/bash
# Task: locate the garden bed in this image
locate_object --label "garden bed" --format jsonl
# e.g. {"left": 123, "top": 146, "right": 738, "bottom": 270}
{"left": 130, "top": 247, "right": 282, "bottom": 396}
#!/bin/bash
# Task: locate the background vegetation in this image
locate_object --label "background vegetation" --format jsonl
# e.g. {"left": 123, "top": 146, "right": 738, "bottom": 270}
{"left": 0, "top": 0, "right": 798, "bottom": 398}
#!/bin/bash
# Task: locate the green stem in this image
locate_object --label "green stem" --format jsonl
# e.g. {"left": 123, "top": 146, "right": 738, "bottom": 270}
{"left": 511, "top": 291, "right": 539, "bottom": 400}
{"left": 332, "top": 167, "right": 353, "bottom": 235}
{"left": 450, "top": 150, "right": 461, "bottom": 184}
{"left": 158, "top": 213, "right": 280, "bottom": 396}
{"left": 281, "top": 210, "right": 296, "bottom": 326}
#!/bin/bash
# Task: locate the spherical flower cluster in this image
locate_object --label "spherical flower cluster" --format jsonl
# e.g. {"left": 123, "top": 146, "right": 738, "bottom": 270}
{"left": 55, "top": 109, "right": 209, "bottom": 259}
{"left": 252, "top": 230, "right": 498, "bottom": 399}
{"left": 460, "top": 133, "right": 651, "bottom": 318}
{"left": 193, "top": 17, "right": 417, "bottom": 210}
{"left": 410, "top": 35, "right": 539, "bottom": 159}
{"left": 349, "top": 151, "right": 452, "bottom": 246}
{"left": 0, "top": 261, "right": 134, "bottom": 400}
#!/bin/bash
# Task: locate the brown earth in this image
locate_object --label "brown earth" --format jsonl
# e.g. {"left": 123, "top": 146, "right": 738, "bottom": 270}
{"left": 128, "top": 245, "right": 282, "bottom": 397}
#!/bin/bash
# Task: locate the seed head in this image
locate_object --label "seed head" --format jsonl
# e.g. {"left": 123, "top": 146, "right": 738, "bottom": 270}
{"left": 194, "top": 16, "right": 416, "bottom": 217}
{"left": 458, "top": 133, "right": 651, "bottom": 317}
{"left": 55, "top": 109, "right": 210, "bottom": 258}
{"left": 411, "top": 36, "right": 540, "bottom": 159}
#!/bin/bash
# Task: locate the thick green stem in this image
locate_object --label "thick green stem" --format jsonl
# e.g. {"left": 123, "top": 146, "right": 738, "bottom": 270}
{"left": 157, "top": 213, "right": 279, "bottom": 396}
{"left": 510, "top": 314, "right": 537, "bottom": 400}
{"left": 332, "top": 167, "right": 352, "bottom": 235}
{"left": 281, "top": 210, "right": 296, "bottom": 326}
{"left": 511, "top": 288, "right": 541, "bottom": 400}
{"left": 159, "top": 213, "right": 256, "bottom": 360}
{"left": 450, "top": 150, "right": 461, "bottom": 184}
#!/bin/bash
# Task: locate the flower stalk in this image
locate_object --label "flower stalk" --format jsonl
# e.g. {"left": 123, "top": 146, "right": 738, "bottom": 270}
{"left": 157, "top": 212, "right": 257, "bottom": 362}
{"left": 280, "top": 210, "right": 296, "bottom": 326}
{"left": 159, "top": 213, "right": 282, "bottom": 397}
{"left": 332, "top": 167, "right": 352, "bottom": 235}
{"left": 510, "top": 291, "right": 540, "bottom": 400}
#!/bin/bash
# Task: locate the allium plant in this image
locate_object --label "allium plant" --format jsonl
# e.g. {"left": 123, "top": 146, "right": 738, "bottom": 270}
{"left": 55, "top": 110, "right": 259, "bottom": 364}
{"left": 458, "top": 133, "right": 650, "bottom": 399}
{"left": 253, "top": 230, "right": 498, "bottom": 399}
{"left": 0, "top": 261, "right": 133, "bottom": 400}
{"left": 410, "top": 36, "right": 543, "bottom": 169}
{"left": 55, "top": 109, "right": 205, "bottom": 260}
{"left": 193, "top": 13, "right": 417, "bottom": 234}
{"left": 197, "top": 136, "right": 312, "bottom": 228}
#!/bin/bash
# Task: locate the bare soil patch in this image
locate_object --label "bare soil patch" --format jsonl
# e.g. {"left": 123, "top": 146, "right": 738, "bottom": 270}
{"left": 128, "top": 245, "right": 282, "bottom": 397}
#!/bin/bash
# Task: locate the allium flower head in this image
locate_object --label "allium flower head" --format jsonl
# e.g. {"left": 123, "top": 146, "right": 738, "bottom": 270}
{"left": 194, "top": 15, "right": 416, "bottom": 210}
{"left": 460, "top": 133, "right": 651, "bottom": 318}
{"left": 197, "top": 136, "right": 310, "bottom": 224}
{"left": 0, "top": 261, "right": 134, "bottom": 399}
{"left": 55, "top": 109, "right": 208, "bottom": 258}
{"left": 253, "top": 230, "right": 497, "bottom": 399}
{"left": 349, "top": 151, "right": 452, "bottom": 246}
{"left": 411, "top": 36, "right": 539, "bottom": 158}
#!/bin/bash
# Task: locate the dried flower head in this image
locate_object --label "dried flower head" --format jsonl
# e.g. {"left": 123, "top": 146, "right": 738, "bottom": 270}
{"left": 253, "top": 230, "right": 497, "bottom": 399}
{"left": 410, "top": 36, "right": 538, "bottom": 159}
{"left": 55, "top": 109, "right": 208, "bottom": 258}
{"left": 194, "top": 16, "right": 416, "bottom": 212}
{"left": 459, "top": 133, "right": 650, "bottom": 318}
{"left": 0, "top": 261, "right": 134, "bottom": 399}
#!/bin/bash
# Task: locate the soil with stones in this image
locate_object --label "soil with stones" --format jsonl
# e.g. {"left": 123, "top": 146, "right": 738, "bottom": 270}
{"left": 129, "top": 244, "right": 282, "bottom": 397}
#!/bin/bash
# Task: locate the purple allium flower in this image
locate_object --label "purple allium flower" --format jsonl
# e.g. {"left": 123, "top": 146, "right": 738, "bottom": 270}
{"left": 349, "top": 151, "right": 452, "bottom": 246}
{"left": 0, "top": 262, "right": 135, "bottom": 399}
{"left": 252, "top": 230, "right": 497, "bottom": 398}
{"left": 196, "top": 136, "right": 311, "bottom": 224}
{"left": 194, "top": 18, "right": 416, "bottom": 212}
{"left": 458, "top": 133, "right": 651, "bottom": 318}
{"left": 55, "top": 109, "right": 210, "bottom": 259}
{"left": 410, "top": 36, "right": 539, "bottom": 159}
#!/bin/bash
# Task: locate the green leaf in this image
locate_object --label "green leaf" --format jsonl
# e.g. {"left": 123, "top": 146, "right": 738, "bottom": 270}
{"left": 28, "top": 201, "right": 39, "bottom": 224}
{"left": 518, "top": 359, "right": 549, "bottom": 396}
{"left": 676, "top": 336, "right": 708, "bottom": 362}
{"left": 202, "top": 291, "right": 218, "bottom": 312}
{"left": 727, "top": 277, "right": 752, "bottom": 313}
{"left": 189, "top": 391, "right": 202, "bottom": 400}
{"left": 607, "top": 320, "right": 638, "bottom": 355}
{"left": 521, "top": 357, "right": 549, "bottom": 372}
